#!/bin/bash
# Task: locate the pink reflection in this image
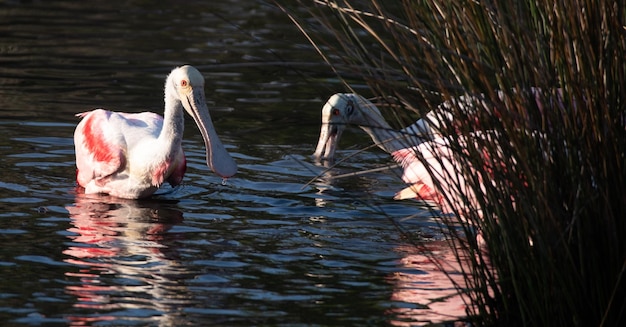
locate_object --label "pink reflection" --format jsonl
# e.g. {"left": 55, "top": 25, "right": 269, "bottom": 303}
{"left": 63, "top": 192, "right": 187, "bottom": 326}
{"left": 388, "top": 240, "right": 480, "bottom": 326}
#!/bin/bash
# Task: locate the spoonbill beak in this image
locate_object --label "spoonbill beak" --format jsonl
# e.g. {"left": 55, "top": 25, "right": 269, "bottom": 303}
{"left": 313, "top": 121, "right": 345, "bottom": 162}
{"left": 183, "top": 88, "right": 237, "bottom": 178}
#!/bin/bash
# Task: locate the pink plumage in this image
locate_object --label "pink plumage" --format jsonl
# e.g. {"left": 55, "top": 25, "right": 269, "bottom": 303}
{"left": 73, "top": 65, "right": 236, "bottom": 199}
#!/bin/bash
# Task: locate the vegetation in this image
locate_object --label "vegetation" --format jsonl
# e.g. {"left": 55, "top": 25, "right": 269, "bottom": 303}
{"left": 279, "top": 0, "right": 626, "bottom": 325}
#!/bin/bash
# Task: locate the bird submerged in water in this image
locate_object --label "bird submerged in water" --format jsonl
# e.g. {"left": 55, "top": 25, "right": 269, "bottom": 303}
{"left": 73, "top": 65, "right": 237, "bottom": 199}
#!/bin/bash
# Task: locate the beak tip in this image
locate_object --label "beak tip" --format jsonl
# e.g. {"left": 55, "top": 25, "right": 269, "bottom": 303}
{"left": 312, "top": 153, "right": 335, "bottom": 164}
{"left": 211, "top": 162, "right": 238, "bottom": 179}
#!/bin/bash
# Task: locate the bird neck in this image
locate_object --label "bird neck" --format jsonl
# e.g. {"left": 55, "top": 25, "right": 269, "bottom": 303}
{"left": 159, "top": 93, "right": 185, "bottom": 150}
{"left": 358, "top": 110, "right": 415, "bottom": 154}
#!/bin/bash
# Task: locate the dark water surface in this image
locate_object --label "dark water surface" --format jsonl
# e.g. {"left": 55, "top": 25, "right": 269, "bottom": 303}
{"left": 0, "top": 1, "right": 465, "bottom": 326}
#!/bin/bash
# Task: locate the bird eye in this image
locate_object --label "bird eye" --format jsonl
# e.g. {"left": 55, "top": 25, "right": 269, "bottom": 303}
{"left": 345, "top": 100, "right": 354, "bottom": 115}
{"left": 332, "top": 108, "right": 340, "bottom": 116}
{"left": 180, "top": 79, "right": 188, "bottom": 87}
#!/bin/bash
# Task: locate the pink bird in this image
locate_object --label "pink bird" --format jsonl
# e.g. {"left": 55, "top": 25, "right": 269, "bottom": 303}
{"left": 312, "top": 90, "right": 555, "bottom": 162}
{"left": 312, "top": 94, "right": 514, "bottom": 216}
{"left": 74, "top": 65, "right": 237, "bottom": 199}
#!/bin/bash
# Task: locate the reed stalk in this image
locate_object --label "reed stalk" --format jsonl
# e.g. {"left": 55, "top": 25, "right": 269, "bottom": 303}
{"left": 280, "top": 0, "right": 626, "bottom": 325}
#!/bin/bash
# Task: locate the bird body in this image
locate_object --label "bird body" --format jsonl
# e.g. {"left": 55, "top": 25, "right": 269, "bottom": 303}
{"left": 74, "top": 65, "right": 237, "bottom": 199}
{"left": 311, "top": 94, "right": 508, "bottom": 216}
{"left": 392, "top": 134, "right": 485, "bottom": 215}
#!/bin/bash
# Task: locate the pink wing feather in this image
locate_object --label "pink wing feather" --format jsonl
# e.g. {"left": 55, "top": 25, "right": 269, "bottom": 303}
{"left": 74, "top": 108, "right": 187, "bottom": 196}
{"left": 74, "top": 110, "right": 126, "bottom": 187}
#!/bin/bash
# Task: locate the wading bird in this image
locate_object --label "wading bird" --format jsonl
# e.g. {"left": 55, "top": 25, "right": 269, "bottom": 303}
{"left": 312, "top": 93, "right": 515, "bottom": 214}
{"left": 312, "top": 93, "right": 456, "bottom": 203}
{"left": 74, "top": 65, "right": 237, "bottom": 199}
{"left": 312, "top": 89, "right": 555, "bottom": 162}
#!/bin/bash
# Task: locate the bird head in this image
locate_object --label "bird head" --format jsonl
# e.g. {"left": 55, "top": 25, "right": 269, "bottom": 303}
{"left": 166, "top": 65, "right": 237, "bottom": 178}
{"left": 167, "top": 65, "right": 206, "bottom": 108}
{"left": 313, "top": 93, "right": 383, "bottom": 162}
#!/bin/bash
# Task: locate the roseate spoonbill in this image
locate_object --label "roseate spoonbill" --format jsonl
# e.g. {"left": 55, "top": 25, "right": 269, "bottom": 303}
{"left": 312, "top": 93, "right": 476, "bottom": 162}
{"left": 312, "top": 89, "right": 559, "bottom": 162}
{"left": 74, "top": 65, "right": 237, "bottom": 199}
{"left": 313, "top": 93, "right": 508, "bottom": 210}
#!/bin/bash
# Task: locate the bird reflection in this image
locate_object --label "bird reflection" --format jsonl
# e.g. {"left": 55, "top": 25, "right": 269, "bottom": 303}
{"left": 311, "top": 160, "right": 341, "bottom": 208}
{"left": 64, "top": 193, "right": 193, "bottom": 326}
{"left": 387, "top": 241, "right": 473, "bottom": 326}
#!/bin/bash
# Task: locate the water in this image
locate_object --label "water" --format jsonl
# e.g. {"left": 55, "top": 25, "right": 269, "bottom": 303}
{"left": 0, "top": 1, "right": 466, "bottom": 326}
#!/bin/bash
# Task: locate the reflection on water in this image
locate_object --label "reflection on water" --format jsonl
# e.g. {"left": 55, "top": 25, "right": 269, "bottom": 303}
{"left": 64, "top": 193, "right": 191, "bottom": 326}
{"left": 310, "top": 159, "right": 351, "bottom": 208}
{"left": 388, "top": 242, "right": 469, "bottom": 326}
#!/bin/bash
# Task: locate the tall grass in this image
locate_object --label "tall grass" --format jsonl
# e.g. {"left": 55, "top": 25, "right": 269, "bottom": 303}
{"left": 279, "top": 0, "right": 626, "bottom": 325}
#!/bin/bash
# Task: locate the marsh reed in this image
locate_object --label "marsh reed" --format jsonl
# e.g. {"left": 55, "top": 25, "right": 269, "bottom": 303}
{"left": 280, "top": 0, "right": 626, "bottom": 325}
